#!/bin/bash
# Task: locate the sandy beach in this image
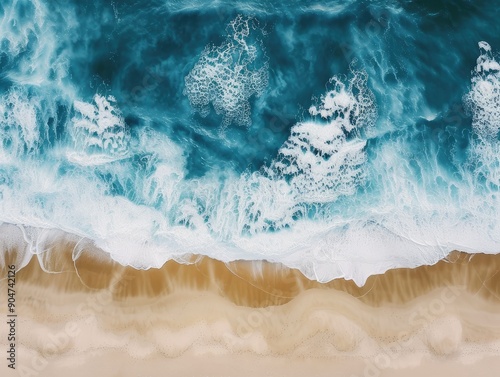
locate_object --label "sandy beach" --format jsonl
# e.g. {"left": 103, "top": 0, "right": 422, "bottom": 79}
{"left": 0, "top": 230, "right": 499, "bottom": 376}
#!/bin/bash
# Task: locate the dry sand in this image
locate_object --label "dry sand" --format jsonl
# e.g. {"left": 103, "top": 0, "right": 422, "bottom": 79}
{"left": 0, "top": 237, "right": 499, "bottom": 376}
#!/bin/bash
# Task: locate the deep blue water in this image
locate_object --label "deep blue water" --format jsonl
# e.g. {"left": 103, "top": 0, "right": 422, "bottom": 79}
{"left": 0, "top": 0, "right": 499, "bottom": 284}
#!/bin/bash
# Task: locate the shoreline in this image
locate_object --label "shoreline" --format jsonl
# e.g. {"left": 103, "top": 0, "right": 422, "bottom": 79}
{"left": 2, "top": 234, "right": 500, "bottom": 306}
{"left": 0, "top": 230, "right": 500, "bottom": 375}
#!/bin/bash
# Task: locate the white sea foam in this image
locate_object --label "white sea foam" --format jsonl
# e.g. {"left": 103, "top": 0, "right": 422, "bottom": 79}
{"left": 184, "top": 15, "right": 269, "bottom": 128}
{"left": 465, "top": 42, "right": 500, "bottom": 139}
{"left": 0, "top": 0, "right": 77, "bottom": 164}
{"left": 2, "top": 34, "right": 500, "bottom": 286}
{"left": 308, "top": 71, "right": 377, "bottom": 131}
{"left": 464, "top": 42, "right": 500, "bottom": 190}
{"left": 0, "top": 88, "right": 39, "bottom": 162}
{"left": 0, "top": 67, "right": 384, "bottom": 284}
{"left": 68, "top": 94, "right": 130, "bottom": 165}
{"left": 0, "top": 0, "right": 75, "bottom": 86}
{"left": 271, "top": 69, "right": 376, "bottom": 203}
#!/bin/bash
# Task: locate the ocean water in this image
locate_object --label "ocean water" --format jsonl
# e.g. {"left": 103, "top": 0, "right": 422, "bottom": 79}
{"left": 0, "top": 0, "right": 499, "bottom": 285}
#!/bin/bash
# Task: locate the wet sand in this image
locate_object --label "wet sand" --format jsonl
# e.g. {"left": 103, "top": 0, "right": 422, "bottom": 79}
{"left": 0, "top": 233, "right": 499, "bottom": 376}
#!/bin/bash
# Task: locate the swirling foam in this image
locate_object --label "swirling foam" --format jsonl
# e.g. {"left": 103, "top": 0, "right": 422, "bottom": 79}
{"left": 184, "top": 15, "right": 269, "bottom": 129}
{"left": 465, "top": 41, "right": 500, "bottom": 139}
{"left": 0, "top": 88, "right": 39, "bottom": 162}
{"left": 68, "top": 95, "right": 130, "bottom": 165}
{"left": 271, "top": 68, "right": 376, "bottom": 203}
{"left": 0, "top": 0, "right": 74, "bottom": 86}
{"left": 464, "top": 42, "right": 500, "bottom": 190}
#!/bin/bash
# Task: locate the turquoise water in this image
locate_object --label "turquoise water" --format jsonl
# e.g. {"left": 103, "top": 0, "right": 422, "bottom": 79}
{"left": 0, "top": 0, "right": 499, "bottom": 284}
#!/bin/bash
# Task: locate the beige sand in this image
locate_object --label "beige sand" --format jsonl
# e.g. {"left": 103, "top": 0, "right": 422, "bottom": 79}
{"left": 0, "top": 238, "right": 500, "bottom": 376}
